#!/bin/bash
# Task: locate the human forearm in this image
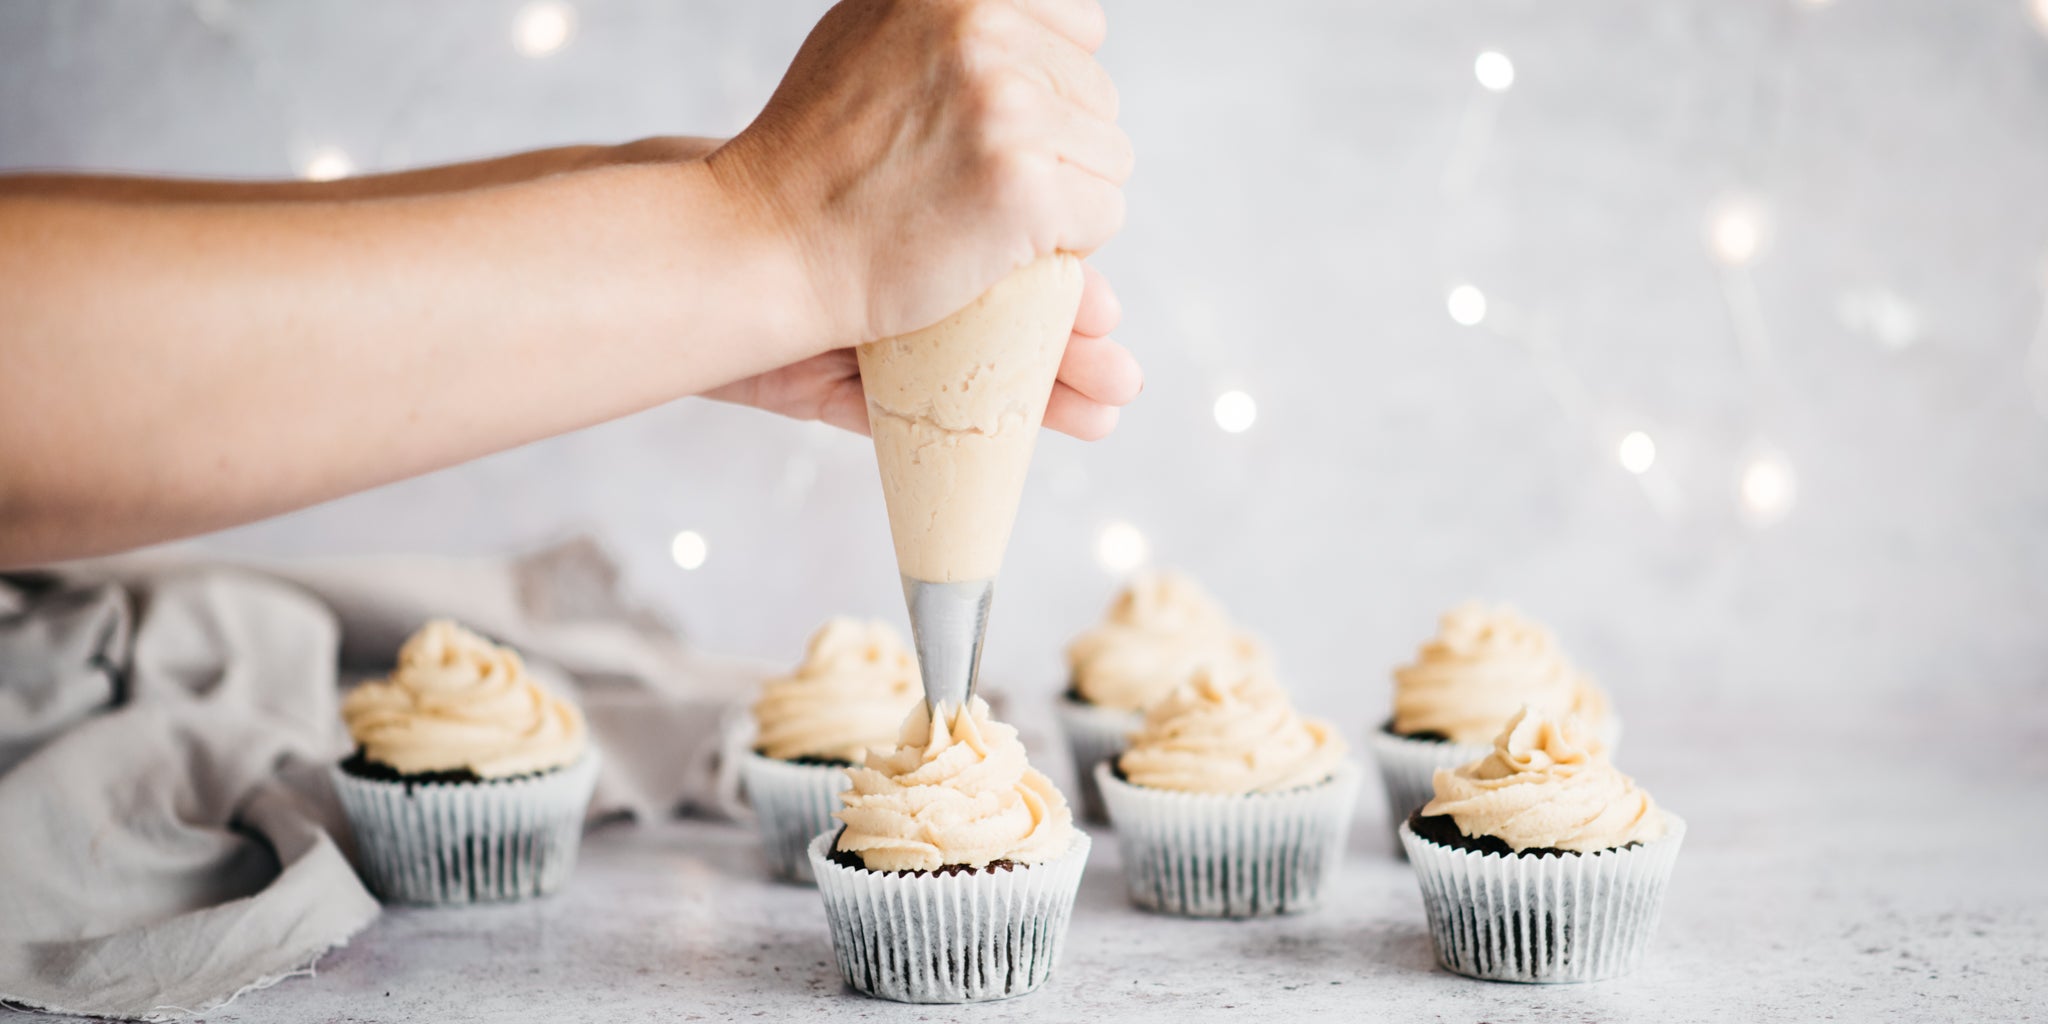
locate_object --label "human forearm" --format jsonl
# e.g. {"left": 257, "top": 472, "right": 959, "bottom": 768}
{"left": 0, "top": 0, "right": 1133, "bottom": 568}
{"left": 0, "top": 158, "right": 817, "bottom": 566}
{"left": 0, "top": 136, "right": 724, "bottom": 204}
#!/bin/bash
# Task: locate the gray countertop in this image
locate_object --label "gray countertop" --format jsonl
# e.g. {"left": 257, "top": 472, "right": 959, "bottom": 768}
{"left": 52, "top": 700, "right": 2048, "bottom": 1023}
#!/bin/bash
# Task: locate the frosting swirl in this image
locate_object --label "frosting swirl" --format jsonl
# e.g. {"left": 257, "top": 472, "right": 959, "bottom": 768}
{"left": 1066, "top": 570, "right": 1269, "bottom": 711}
{"left": 342, "top": 620, "right": 587, "bottom": 778}
{"left": 1117, "top": 663, "right": 1347, "bottom": 794}
{"left": 835, "top": 698, "right": 1077, "bottom": 872}
{"left": 1391, "top": 603, "right": 1612, "bottom": 746}
{"left": 752, "top": 618, "right": 923, "bottom": 763}
{"left": 1422, "top": 706, "right": 1667, "bottom": 853}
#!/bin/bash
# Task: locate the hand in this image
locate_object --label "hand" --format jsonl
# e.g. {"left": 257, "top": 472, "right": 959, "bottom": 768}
{"left": 705, "top": 262, "right": 1140, "bottom": 439}
{"left": 708, "top": 0, "right": 1132, "bottom": 352}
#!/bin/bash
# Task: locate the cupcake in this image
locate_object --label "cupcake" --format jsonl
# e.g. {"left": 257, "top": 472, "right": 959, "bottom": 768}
{"left": 809, "top": 698, "right": 1088, "bottom": 1004}
{"left": 741, "top": 618, "right": 922, "bottom": 883}
{"left": 1058, "top": 570, "right": 1267, "bottom": 822}
{"left": 332, "top": 620, "right": 599, "bottom": 905}
{"left": 1095, "top": 663, "right": 1358, "bottom": 918}
{"left": 1400, "top": 706, "right": 1683, "bottom": 983}
{"left": 1368, "top": 603, "right": 1615, "bottom": 843}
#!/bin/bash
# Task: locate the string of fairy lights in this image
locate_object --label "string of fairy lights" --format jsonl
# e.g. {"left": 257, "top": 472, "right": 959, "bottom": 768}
{"left": 1439, "top": 65, "right": 1808, "bottom": 531}
{"left": 224, "top": 0, "right": 2046, "bottom": 574}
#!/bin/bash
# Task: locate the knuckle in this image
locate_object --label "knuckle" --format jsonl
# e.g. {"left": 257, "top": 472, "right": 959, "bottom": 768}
{"left": 1075, "top": 0, "right": 1109, "bottom": 46}
{"left": 1110, "top": 126, "right": 1136, "bottom": 181}
{"left": 950, "top": 32, "right": 1000, "bottom": 78}
{"left": 968, "top": 70, "right": 1038, "bottom": 134}
{"left": 985, "top": 150, "right": 1050, "bottom": 214}
{"left": 1108, "top": 193, "right": 1127, "bottom": 234}
{"left": 1096, "top": 74, "right": 1121, "bottom": 120}
{"left": 987, "top": 71, "right": 1039, "bottom": 120}
{"left": 952, "top": 0, "right": 1017, "bottom": 47}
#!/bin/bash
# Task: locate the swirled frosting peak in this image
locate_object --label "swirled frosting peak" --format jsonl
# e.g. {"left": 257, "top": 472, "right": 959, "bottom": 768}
{"left": 1391, "top": 603, "right": 1612, "bottom": 746}
{"left": 752, "top": 618, "right": 922, "bottom": 763}
{"left": 1422, "top": 706, "right": 1667, "bottom": 853}
{"left": 1117, "top": 662, "right": 1347, "bottom": 794}
{"left": 1066, "top": 570, "right": 1269, "bottom": 711}
{"left": 834, "top": 698, "right": 1077, "bottom": 872}
{"left": 342, "top": 620, "right": 587, "bottom": 778}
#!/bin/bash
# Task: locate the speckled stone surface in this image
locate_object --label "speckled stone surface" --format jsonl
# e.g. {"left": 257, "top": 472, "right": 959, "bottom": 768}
{"left": 25, "top": 700, "right": 2031, "bottom": 1024}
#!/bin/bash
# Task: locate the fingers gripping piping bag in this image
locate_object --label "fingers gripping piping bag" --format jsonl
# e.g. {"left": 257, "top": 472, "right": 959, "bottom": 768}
{"left": 858, "top": 254, "right": 1085, "bottom": 708}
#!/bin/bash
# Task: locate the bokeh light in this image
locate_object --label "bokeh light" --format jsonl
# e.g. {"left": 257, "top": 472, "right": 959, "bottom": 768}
{"left": 1095, "top": 521, "right": 1149, "bottom": 573}
{"left": 669, "top": 529, "right": 708, "bottom": 570}
{"left": 1212, "top": 390, "right": 1257, "bottom": 433}
{"left": 514, "top": 2, "right": 577, "bottom": 57}
{"left": 1740, "top": 453, "right": 1797, "bottom": 525}
{"left": 1447, "top": 284, "right": 1488, "bottom": 326}
{"left": 1618, "top": 431, "right": 1657, "bottom": 474}
{"left": 1706, "top": 199, "right": 1767, "bottom": 266}
{"left": 1474, "top": 51, "right": 1516, "bottom": 91}
{"left": 299, "top": 147, "right": 353, "bottom": 182}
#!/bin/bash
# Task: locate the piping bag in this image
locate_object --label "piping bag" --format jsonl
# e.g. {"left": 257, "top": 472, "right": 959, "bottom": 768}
{"left": 857, "top": 254, "right": 1084, "bottom": 710}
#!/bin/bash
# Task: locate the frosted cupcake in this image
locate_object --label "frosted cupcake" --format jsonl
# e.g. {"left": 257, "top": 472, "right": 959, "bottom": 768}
{"left": 1058, "top": 570, "right": 1267, "bottom": 822}
{"left": 332, "top": 620, "right": 599, "bottom": 905}
{"left": 1095, "top": 663, "right": 1358, "bottom": 917}
{"left": 1369, "top": 603, "right": 1614, "bottom": 842}
{"left": 809, "top": 698, "right": 1088, "bottom": 1003}
{"left": 742, "top": 618, "right": 922, "bottom": 882}
{"left": 1400, "top": 707, "right": 1683, "bottom": 982}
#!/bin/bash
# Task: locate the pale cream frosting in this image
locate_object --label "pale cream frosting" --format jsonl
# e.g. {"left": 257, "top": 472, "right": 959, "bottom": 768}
{"left": 1066, "top": 570, "right": 1270, "bottom": 712}
{"left": 342, "top": 620, "right": 587, "bottom": 778}
{"left": 752, "top": 618, "right": 923, "bottom": 763}
{"left": 1392, "top": 603, "right": 1613, "bottom": 746}
{"left": 1422, "top": 706, "right": 1667, "bottom": 853}
{"left": 1117, "top": 663, "right": 1348, "bottom": 794}
{"left": 834, "top": 697, "right": 1077, "bottom": 872}
{"left": 859, "top": 254, "right": 1084, "bottom": 583}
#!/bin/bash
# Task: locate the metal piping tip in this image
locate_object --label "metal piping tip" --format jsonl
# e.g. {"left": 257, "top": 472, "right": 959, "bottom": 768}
{"left": 900, "top": 576, "right": 996, "bottom": 711}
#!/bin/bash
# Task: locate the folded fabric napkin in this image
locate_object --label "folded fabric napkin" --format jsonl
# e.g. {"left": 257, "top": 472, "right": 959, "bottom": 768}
{"left": 0, "top": 539, "right": 762, "bottom": 1020}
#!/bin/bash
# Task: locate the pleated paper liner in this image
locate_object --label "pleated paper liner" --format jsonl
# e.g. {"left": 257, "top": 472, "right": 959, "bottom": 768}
{"left": 1054, "top": 694, "right": 1143, "bottom": 825}
{"left": 330, "top": 749, "right": 601, "bottom": 905}
{"left": 1365, "top": 729, "right": 1489, "bottom": 848}
{"left": 1094, "top": 760, "right": 1360, "bottom": 918}
{"left": 1399, "top": 814, "right": 1686, "bottom": 983}
{"left": 739, "top": 750, "right": 850, "bottom": 884}
{"left": 807, "top": 831, "right": 1091, "bottom": 1003}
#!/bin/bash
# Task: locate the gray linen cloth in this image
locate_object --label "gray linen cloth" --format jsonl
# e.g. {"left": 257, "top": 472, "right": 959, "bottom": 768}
{"left": 0, "top": 539, "right": 762, "bottom": 1020}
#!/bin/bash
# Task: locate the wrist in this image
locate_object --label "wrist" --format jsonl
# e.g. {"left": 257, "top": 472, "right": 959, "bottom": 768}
{"left": 646, "top": 158, "right": 837, "bottom": 371}
{"left": 604, "top": 136, "right": 728, "bottom": 168}
{"left": 701, "top": 142, "right": 856, "bottom": 355}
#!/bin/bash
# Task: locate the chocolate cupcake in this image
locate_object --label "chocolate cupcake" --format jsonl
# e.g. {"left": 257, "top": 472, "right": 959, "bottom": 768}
{"left": 1368, "top": 603, "right": 1617, "bottom": 844}
{"left": 1095, "top": 663, "right": 1358, "bottom": 918}
{"left": 1399, "top": 707, "right": 1683, "bottom": 983}
{"left": 331, "top": 620, "right": 599, "bottom": 905}
{"left": 1057, "top": 570, "right": 1267, "bottom": 823}
{"left": 809, "top": 698, "right": 1088, "bottom": 1003}
{"left": 741, "top": 618, "right": 922, "bottom": 883}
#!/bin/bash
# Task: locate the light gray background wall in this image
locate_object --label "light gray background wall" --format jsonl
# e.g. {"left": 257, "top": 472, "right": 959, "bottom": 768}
{"left": 6, "top": 0, "right": 2046, "bottom": 722}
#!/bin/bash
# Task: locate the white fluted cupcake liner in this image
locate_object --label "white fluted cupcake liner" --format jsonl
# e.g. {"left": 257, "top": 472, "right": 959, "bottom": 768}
{"left": 808, "top": 831, "right": 1091, "bottom": 1003}
{"left": 330, "top": 750, "right": 600, "bottom": 905}
{"left": 1055, "top": 695, "right": 1142, "bottom": 825}
{"left": 1399, "top": 815, "right": 1686, "bottom": 983}
{"left": 740, "top": 751, "right": 851, "bottom": 883}
{"left": 1094, "top": 760, "right": 1360, "bottom": 918}
{"left": 1366, "top": 729, "right": 1488, "bottom": 845}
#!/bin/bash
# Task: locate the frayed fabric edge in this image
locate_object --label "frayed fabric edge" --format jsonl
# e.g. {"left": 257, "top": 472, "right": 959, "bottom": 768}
{"left": 0, "top": 928, "right": 369, "bottom": 1022}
